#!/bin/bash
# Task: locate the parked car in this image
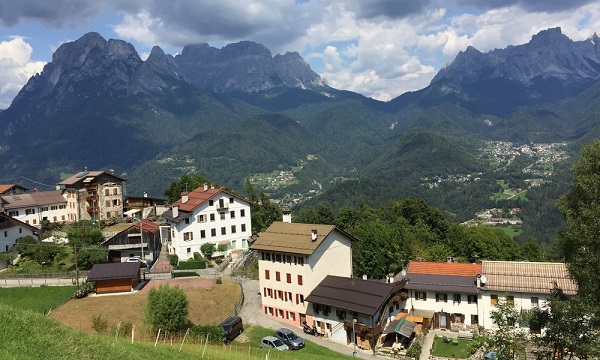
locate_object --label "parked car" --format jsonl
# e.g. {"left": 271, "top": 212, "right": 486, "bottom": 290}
{"left": 274, "top": 328, "right": 305, "bottom": 350}
{"left": 126, "top": 256, "right": 148, "bottom": 267}
{"left": 260, "top": 336, "right": 289, "bottom": 351}
{"left": 220, "top": 316, "right": 243, "bottom": 344}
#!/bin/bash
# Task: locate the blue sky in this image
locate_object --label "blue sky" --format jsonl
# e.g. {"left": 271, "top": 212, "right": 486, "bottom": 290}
{"left": 1, "top": 0, "right": 599, "bottom": 109}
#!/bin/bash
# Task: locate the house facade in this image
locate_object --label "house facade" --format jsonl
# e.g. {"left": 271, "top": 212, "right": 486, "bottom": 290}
{"left": 162, "top": 184, "right": 252, "bottom": 260}
{"left": 306, "top": 275, "right": 406, "bottom": 351}
{"left": 56, "top": 169, "right": 126, "bottom": 222}
{"left": 0, "top": 213, "right": 38, "bottom": 269}
{"left": 0, "top": 190, "right": 75, "bottom": 227}
{"left": 250, "top": 222, "right": 356, "bottom": 328}
{"left": 102, "top": 219, "right": 162, "bottom": 265}
{"left": 477, "top": 261, "right": 577, "bottom": 331}
{"left": 404, "top": 261, "right": 482, "bottom": 331}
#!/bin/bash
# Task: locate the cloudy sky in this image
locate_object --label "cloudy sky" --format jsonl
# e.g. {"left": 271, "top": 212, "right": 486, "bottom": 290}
{"left": 0, "top": 0, "right": 599, "bottom": 109}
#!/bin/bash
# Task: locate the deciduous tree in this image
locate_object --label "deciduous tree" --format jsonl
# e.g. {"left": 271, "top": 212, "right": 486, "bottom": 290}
{"left": 145, "top": 284, "right": 189, "bottom": 332}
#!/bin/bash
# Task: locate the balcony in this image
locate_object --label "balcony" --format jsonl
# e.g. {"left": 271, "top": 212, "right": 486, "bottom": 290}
{"left": 216, "top": 202, "right": 229, "bottom": 210}
{"left": 86, "top": 205, "right": 98, "bottom": 213}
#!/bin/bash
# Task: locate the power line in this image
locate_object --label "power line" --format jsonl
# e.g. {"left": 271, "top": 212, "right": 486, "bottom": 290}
{"left": 0, "top": 175, "right": 55, "bottom": 189}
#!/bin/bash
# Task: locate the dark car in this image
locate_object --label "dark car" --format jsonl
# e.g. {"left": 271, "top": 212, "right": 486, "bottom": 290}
{"left": 220, "top": 316, "right": 243, "bottom": 344}
{"left": 274, "top": 328, "right": 305, "bottom": 350}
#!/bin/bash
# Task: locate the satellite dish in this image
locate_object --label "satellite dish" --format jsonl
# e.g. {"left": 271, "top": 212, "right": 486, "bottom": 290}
{"left": 480, "top": 275, "right": 487, "bottom": 285}
{"left": 401, "top": 270, "right": 407, "bottom": 277}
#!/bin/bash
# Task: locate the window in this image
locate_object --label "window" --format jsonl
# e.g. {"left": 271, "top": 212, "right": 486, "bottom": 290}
{"left": 61, "top": 215, "right": 65, "bottom": 221}
{"left": 106, "top": 212, "right": 111, "bottom": 218}
{"left": 41, "top": 207, "right": 48, "bottom": 212}
{"left": 296, "top": 294, "right": 305, "bottom": 304}
{"left": 471, "top": 315, "right": 478, "bottom": 324}
{"left": 105, "top": 200, "right": 111, "bottom": 207}
{"left": 113, "top": 188, "right": 118, "bottom": 195}
{"left": 53, "top": 216, "right": 57, "bottom": 222}
{"left": 276, "top": 272, "right": 281, "bottom": 281}
{"left": 506, "top": 296, "right": 514, "bottom": 306}
{"left": 298, "top": 275, "right": 303, "bottom": 285}
{"left": 113, "top": 199, "right": 118, "bottom": 206}
{"left": 220, "top": 212, "right": 225, "bottom": 220}
{"left": 200, "top": 230, "right": 206, "bottom": 239}
{"left": 231, "top": 225, "right": 236, "bottom": 234}
{"left": 240, "top": 209, "right": 246, "bottom": 217}
{"left": 491, "top": 294, "right": 498, "bottom": 306}
{"left": 286, "top": 273, "right": 291, "bottom": 283}
{"left": 241, "top": 223, "right": 246, "bottom": 232}
{"left": 209, "top": 200, "right": 214, "bottom": 206}
{"left": 33, "top": 219, "right": 37, "bottom": 225}
{"left": 105, "top": 189, "right": 110, "bottom": 196}
{"left": 277, "top": 290, "right": 283, "bottom": 300}
{"left": 468, "top": 295, "right": 478, "bottom": 304}
{"left": 263, "top": 252, "right": 271, "bottom": 261}
{"left": 435, "top": 293, "right": 448, "bottom": 302}
{"left": 187, "top": 247, "right": 191, "bottom": 256}
{"left": 184, "top": 217, "right": 190, "bottom": 224}
{"left": 183, "top": 232, "right": 193, "bottom": 241}
{"left": 415, "top": 291, "right": 427, "bottom": 300}
{"left": 197, "top": 214, "right": 206, "bottom": 222}
{"left": 218, "top": 199, "right": 225, "bottom": 208}
{"left": 275, "top": 254, "right": 282, "bottom": 262}
{"left": 221, "top": 227, "right": 226, "bottom": 235}
{"left": 230, "top": 210, "right": 235, "bottom": 219}
{"left": 229, "top": 197, "right": 234, "bottom": 204}
{"left": 210, "top": 213, "right": 215, "bottom": 221}
{"left": 51, "top": 205, "right": 58, "bottom": 210}
{"left": 298, "top": 256, "right": 304, "bottom": 266}
{"left": 289, "top": 312, "right": 295, "bottom": 321}
{"left": 454, "top": 314, "right": 464, "bottom": 323}
{"left": 211, "top": 228, "right": 216, "bottom": 237}
{"left": 25, "top": 209, "right": 35, "bottom": 215}
{"left": 263, "top": 288, "right": 267, "bottom": 297}
{"left": 531, "top": 297, "right": 539, "bottom": 307}
{"left": 286, "top": 255, "right": 292, "bottom": 263}
{"left": 265, "top": 270, "right": 270, "bottom": 280}
{"left": 8, "top": 211, "right": 18, "bottom": 217}
{"left": 3, "top": 231, "right": 6, "bottom": 237}
{"left": 453, "top": 294, "right": 461, "bottom": 304}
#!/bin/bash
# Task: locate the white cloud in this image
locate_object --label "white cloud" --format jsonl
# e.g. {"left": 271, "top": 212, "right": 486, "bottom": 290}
{"left": 0, "top": 37, "right": 45, "bottom": 109}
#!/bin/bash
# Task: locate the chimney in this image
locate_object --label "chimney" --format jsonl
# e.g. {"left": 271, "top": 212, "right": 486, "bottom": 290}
{"left": 181, "top": 192, "right": 189, "bottom": 203}
{"left": 84, "top": 166, "right": 88, "bottom": 171}
{"left": 143, "top": 192, "right": 148, "bottom": 198}
{"left": 210, "top": 184, "right": 215, "bottom": 189}
{"left": 172, "top": 206, "right": 179, "bottom": 218}
{"left": 282, "top": 207, "right": 292, "bottom": 223}
{"left": 109, "top": 169, "right": 114, "bottom": 174}
{"left": 311, "top": 229, "right": 318, "bottom": 241}
{"left": 362, "top": 274, "right": 368, "bottom": 280}
{"left": 203, "top": 183, "right": 209, "bottom": 191}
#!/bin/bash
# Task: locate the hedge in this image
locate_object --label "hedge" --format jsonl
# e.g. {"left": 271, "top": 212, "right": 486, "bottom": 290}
{"left": 178, "top": 260, "right": 207, "bottom": 270}
{"left": 173, "top": 271, "right": 199, "bottom": 278}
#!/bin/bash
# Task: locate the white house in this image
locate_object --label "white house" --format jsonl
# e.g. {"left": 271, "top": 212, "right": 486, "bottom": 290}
{"left": 0, "top": 190, "right": 75, "bottom": 227}
{"left": 404, "top": 261, "right": 483, "bottom": 331}
{"left": 477, "top": 261, "right": 577, "bottom": 331}
{"left": 162, "top": 184, "right": 251, "bottom": 260}
{"left": 0, "top": 213, "right": 38, "bottom": 269}
{"left": 250, "top": 222, "right": 356, "bottom": 329}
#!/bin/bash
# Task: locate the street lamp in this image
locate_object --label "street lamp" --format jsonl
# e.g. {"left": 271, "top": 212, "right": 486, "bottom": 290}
{"left": 352, "top": 318, "right": 357, "bottom": 357}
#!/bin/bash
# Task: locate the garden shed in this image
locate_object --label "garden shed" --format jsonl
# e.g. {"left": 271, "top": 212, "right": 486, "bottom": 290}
{"left": 87, "top": 262, "right": 142, "bottom": 294}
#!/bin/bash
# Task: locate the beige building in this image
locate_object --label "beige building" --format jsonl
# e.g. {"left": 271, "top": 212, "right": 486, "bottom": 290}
{"left": 250, "top": 222, "right": 356, "bottom": 328}
{"left": 57, "top": 169, "right": 126, "bottom": 222}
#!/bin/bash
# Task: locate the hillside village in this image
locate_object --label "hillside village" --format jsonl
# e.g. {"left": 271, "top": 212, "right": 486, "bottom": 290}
{"left": 0, "top": 168, "right": 581, "bottom": 358}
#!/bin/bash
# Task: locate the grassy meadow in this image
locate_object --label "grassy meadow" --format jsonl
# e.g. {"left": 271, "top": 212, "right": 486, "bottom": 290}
{"left": 0, "top": 285, "right": 76, "bottom": 314}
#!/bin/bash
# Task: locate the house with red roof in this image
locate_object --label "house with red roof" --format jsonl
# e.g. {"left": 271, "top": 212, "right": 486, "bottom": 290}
{"left": 404, "top": 260, "right": 482, "bottom": 331}
{"left": 0, "top": 184, "right": 28, "bottom": 196}
{"left": 162, "top": 184, "right": 251, "bottom": 260}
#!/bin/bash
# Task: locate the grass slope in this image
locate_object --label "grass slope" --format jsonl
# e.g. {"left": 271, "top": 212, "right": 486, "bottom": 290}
{"left": 0, "top": 285, "right": 76, "bottom": 314}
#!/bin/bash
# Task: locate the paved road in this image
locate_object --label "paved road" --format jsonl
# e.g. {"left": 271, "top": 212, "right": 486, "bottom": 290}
{"left": 238, "top": 278, "right": 385, "bottom": 359}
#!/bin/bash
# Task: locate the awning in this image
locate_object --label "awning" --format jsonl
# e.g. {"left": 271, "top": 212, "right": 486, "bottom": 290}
{"left": 383, "top": 318, "right": 416, "bottom": 338}
{"left": 124, "top": 209, "right": 141, "bottom": 217}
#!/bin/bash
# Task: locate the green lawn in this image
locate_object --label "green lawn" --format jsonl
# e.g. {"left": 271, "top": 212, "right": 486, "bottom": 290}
{"left": 0, "top": 285, "right": 76, "bottom": 314}
{"left": 496, "top": 226, "right": 522, "bottom": 238}
{"left": 431, "top": 336, "right": 471, "bottom": 358}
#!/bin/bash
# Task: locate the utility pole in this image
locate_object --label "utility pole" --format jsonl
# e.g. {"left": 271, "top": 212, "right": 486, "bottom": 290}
{"left": 74, "top": 243, "right": 80, "bottom": 288}
{"left": 140, "top": 200, "right": 144, "bottom": 261}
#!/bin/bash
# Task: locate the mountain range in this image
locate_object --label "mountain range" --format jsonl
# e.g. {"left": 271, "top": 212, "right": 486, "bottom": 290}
{"left": 1, "top": 27, "right": 600, "bottom": 244}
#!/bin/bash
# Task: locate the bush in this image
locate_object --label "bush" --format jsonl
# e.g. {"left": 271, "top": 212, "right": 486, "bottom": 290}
{"left": 168, "top": 254, "right": 179, "bottom": 267}
{"left": 200, "top": 243, "right": 216, "bottom": 260}
{"left": 173, "top": 271, "right": 199, "bottom": 278}
{"left": 73, "top": 281, "right": 95, "bottom": 299}
{"left": 193, "top": 252, "right": 202, "bottom": 261}
{"left": 215, "top": 258, "right": 223, "bottom": 265}
{"left": 145, "top": 284, "right": 189, "bottom": 332}
{"left": 216, "top": 277, "right": 223, "bottom": 284}
{"left": 178, "top": 259, "right": 206, "bottom": 270}
{"left": 91, "top": 313, "right": 108, "bottom": 333}
{"left": 189, "top": 325, "right": 224, "bottom": 344}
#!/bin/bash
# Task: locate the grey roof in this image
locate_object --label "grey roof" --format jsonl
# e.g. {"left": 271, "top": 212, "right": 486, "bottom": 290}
{"left": 384, "top": 318, "right": 417, "bottom": 338}
{"left": 404, "top": 273, "right": 480, "bottom": 294}
{"left": 58, "top": 170, "right": 126, "bottom": 186}
{"left": 87, "top": 262, "right": 141, "bottom": 281}
{"left": 306, "top": 275, "right": 402, "bottom": 317}
{"left": 1, "top": 190, "right": 66, "bottom": 210}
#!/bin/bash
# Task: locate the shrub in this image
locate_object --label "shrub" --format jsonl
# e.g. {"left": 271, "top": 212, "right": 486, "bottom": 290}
{"left": 73, "top": 281, "right": 95, "bottom": 299}
{"left": 189, "top": 325, "right": 224, "bottom": 344}
{"left": 215, "top": 258, "right": 223, "bottom": 265}
{"left": 145, "top": 283, "right": 189, "bottom": 332}
{"left": 216, "top": 277, "right": 223, "bottom": 284}
{"left": 173, "top": 271, "right": 199, "bottom": 278}
{"left": 168, "top": 254, "right": 179, "bottom": 267}
{"left": 200, "top": 243, "right": 216, "bottom": 260}
{"left": 193, "top": 252, "right": 202, "bottom": 261}
{"left": 91, "top": 313, "right": 108, "bottom": 333}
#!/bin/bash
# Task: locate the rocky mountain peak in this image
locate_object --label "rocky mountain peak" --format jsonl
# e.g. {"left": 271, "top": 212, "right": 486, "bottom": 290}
{"left": 529, "top": 27, "right": 569, "bottom": 46}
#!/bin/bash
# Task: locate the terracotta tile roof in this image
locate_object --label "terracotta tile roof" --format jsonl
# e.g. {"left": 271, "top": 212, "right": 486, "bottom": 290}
{"left": 132, "top": 219, "right": 160, "bottom": 233}
{"left": 163, "top": 186, "right": 250, "bottom": 222}
{"left": 407, "top": 261, "right": 482, "bottom": 277}
{"left": 305, "top": 275, "right": 398, "bottom": 316}
{"left": 0, "top": 184, "right": 28, "bottom": 194}
{"left": 481, "top": 261, "right": 577, "bottom": 296}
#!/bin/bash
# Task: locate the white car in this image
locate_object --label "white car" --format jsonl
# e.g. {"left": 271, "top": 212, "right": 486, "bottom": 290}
{"left": 126, "top": 257, "right": 148, "bottom": 267}
{"left": 260, "top": 336, "right": 289, "bottom": 351}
